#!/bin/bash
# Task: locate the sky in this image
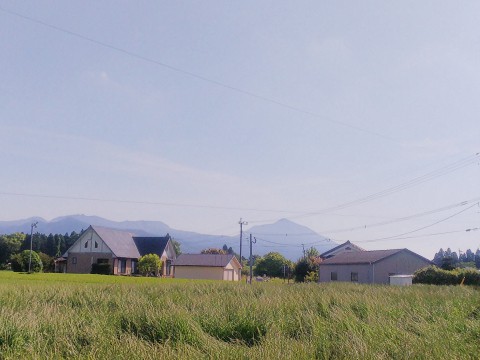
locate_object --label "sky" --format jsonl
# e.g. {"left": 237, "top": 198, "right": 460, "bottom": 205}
{"left": 1, "top": 1, "right": 479, "bottom": 259}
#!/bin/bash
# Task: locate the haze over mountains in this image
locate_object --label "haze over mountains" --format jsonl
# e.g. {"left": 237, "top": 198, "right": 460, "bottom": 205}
{"left": 0, "top": 215, "right": 336, "bottom": 260}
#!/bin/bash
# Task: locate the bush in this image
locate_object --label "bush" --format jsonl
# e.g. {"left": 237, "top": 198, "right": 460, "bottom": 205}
{"left": 38, "top": 252, "right": 55, "bottom": 272}
{"left": 91, "top": 263, "right": 112, "bottom": 275}
{"left": 10, "top": 250, "right": 43, "bottom": 273}
{"left": 138, "top": 254, "right": 162, "bottom": 276}
{"left": 413, "top": 266, "right": 480, "bottom": 286}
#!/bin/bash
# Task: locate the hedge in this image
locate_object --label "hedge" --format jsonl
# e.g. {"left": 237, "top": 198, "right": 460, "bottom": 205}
{"left": 413, "top": 266, "right": 480, "bottom": 286}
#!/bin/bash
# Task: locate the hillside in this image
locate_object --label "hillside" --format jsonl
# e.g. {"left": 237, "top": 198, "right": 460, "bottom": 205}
{"left": 0, "top": 215, "right": 336, "bottom": 260}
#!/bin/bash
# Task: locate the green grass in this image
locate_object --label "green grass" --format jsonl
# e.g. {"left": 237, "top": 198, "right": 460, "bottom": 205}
{"left": 0, "top": 271, "right": 479, "bottom": 359}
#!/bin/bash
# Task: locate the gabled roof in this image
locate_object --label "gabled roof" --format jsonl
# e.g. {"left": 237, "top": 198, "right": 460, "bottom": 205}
{"left": 92, "top": 226, "right": 140, "bottom": 258}
{"left": 173, "top": 254, "right": 241, "bottom": 268}
{"left": 133, "top": 236, "right": 170, "bottom": 257}
{"left": 320, "top": 240, "right": 365, "bottom": 258}
{"left": 319, "top": 248, "right": 432, "bottom": 266}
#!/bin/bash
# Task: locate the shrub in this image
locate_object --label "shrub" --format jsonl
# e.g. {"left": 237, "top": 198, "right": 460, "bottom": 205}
{"left": 38, "top": 252, "right": 55, "bottom": 272}
{"left": 10, "top": 250, "right": 43, "bottom": 273}
{"left": 138, "top": 254, "right": 162, "bottom": 276}
{"left": 91, "top": 263, "right": 112, "bottom": 275}
{"left": 413, "top": 266, "right": 480, "bottom": 286}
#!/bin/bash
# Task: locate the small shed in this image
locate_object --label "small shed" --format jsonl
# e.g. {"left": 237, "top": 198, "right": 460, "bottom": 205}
{"left": 389, "top": 275, "right": 413, "bottom": 286}
{"left": 173, "top": 254, "right": 242, "bottom": 281}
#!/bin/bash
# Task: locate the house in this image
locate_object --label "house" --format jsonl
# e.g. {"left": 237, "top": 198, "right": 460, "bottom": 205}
{"left": 61, "top": 225, "right": 176, "bottom": 275}
{"left": 318, "top": 248, "right": 432, "bottom": 284}
{"left": 320, "top": 240, "right": 364, "bottom": 259}
{"left": 173, "top": 254, "right": 242, "bottom": 281}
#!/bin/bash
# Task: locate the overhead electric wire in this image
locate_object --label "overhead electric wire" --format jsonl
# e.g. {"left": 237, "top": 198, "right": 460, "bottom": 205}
{"left": 0, "top": 191, "right": 305, "bottom": 214}
{"left": 319, "top": 196, "right": 480, "bottom": 235}
{"left": 257, "top": 228, "right": 479, "bottom": 249}
{"left": 243, "top": 196, "right": 480, "bottom": 236}
{"left": 249, "top": 152, "right": 480, "bottom": 224}
{"left": 0, "top": 5, "right": 396, "bottom": 142}
{"left": 353, "top": 202, "right": 479, "bottom": 243}
{"left": 0, "top": 154, "right": 477, "bottom": 222}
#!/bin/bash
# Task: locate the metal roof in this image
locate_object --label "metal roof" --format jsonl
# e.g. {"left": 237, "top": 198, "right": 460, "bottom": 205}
{"left": 92, "top": 226, "right": 140, "bottom": 258}
{"left": 319, "top": 249, "right": 412, "bottom": 265}
{"left": 173, "top": 254, "right": 240, "bottom": 268}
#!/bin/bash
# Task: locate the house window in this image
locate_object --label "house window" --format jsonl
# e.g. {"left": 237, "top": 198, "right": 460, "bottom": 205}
{"left": 84, "top": 241, "right": 88, "bottom": 248}
{"left": 72, "top": 257, "right": 77, "bottom": 265}
{"left": 351, "top": 272, "right": 358, "bottom": 282}
{"left": 118, "top": 259, "right": 126, "bottom": 274}
{"left": 94, "top": 241, "right": 98, "bottom": 249}
{"left": 131, "top": 260, "right": 137, "bottom": 274}
{"left": 331, "top": 272, "right": 337, "bottom": 281}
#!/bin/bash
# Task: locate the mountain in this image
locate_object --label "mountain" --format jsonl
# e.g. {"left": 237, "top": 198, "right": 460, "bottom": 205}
{"left": 0, "top": 215, "right": 337, "bottom": 260}
{"left": 244, "top": 219, "right": 336, "bottom": 261}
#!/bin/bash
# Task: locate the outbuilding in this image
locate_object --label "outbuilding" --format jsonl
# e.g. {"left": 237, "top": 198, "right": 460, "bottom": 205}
{"left": 318, "top": 248, "right": 431, "bottom": 284}
{"left": 173, "top": 254, "right": 242, "bottom": 281}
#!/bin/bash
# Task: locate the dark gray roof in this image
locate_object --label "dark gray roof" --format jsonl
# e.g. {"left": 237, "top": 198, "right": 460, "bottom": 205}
{"left": 133, "top": 236, "right": 170, "bottom": 257}
{"left": 173, "top": 254, "right": 240, "bottom": 268}
{"left": 319, "top": 248, "right": 431, "bottom": 265}
{"left": 92, "top": 226, "right": 140, "bottom": 258}
{"left": 320, "top": 240, "right": 365, "bottom": 258}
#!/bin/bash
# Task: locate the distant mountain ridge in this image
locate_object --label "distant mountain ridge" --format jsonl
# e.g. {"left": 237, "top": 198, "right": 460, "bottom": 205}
{"left": 0, "top": 215, "right": 337, "bottom": 260}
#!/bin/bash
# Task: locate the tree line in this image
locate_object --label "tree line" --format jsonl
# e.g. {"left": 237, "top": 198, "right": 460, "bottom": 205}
{"left": 432, "top": 247, "right": 480, "bottom": 270}
{"left": 0, "top": 231, "right": 84, "bottom": 271}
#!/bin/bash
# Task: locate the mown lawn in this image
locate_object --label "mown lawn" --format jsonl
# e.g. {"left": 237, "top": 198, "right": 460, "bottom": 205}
{"left": 0, "top": 271, "right": 479, "bottom": 359}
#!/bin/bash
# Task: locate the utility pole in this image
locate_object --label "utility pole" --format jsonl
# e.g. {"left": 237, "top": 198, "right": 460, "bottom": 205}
{"left": 238, "top": 218, "right": 248, "bottom": 268}
{"left": 302, "top": 243, "right": 306, "bottom": 260}
{"left": 249, "top": 234, "right": 256, "bottom": 284}
{"left": 28, "top": 221, "right": 38, "bottom": 273}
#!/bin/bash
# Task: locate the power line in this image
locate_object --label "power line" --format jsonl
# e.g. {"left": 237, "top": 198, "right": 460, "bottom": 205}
{"left": 244, "top": 197, "right": 480, "bottom": 236}
{"left": 249, "top": 152, "right": 480, "bottom": 224}
{"left": 319, "top": 196, "right": 480, "bottom": 235}
{"left": 0, "top": 152, "right": 477, "bottom": 219}
{"left": 353, "top": 202, "right": 479, "bottom": 243}
{"left": 0, "top": 5, "right": 395, "bottom": 142}
{"left": 0, "top": 191, "right": 303, "bottom": 214}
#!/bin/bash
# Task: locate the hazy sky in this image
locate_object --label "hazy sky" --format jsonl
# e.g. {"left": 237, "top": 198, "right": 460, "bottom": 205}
{"left": 1, "top": 1, "right": 479, "bottom": 259}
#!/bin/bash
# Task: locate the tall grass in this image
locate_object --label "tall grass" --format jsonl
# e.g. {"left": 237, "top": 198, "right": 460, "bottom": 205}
{"left": 0, "top": 271, "right": 479, "bottom": 359}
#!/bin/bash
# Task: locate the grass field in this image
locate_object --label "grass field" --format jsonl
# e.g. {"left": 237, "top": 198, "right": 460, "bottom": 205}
{"left": 0, "top": 271, "right": 479, "bottom": 359}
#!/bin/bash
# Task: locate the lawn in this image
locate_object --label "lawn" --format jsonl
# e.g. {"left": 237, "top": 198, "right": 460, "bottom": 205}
{"left": 0, "top": 271, "right": 479, "bottom": 359}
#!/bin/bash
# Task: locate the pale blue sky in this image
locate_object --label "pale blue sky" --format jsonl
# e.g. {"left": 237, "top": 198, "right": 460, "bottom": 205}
{"left": 1, "top": 1, "right": 479, "bottom": 258}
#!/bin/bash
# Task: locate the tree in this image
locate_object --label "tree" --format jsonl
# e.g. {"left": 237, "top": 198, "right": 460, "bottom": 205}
{"left": 294, "top": 258, "right": 311, "bottom": 282}
{"left": 10, "top": 250, "right": 43, "bottom": 273}
{"left": 441, "top": 256, "right": 455, "bottom": 271}
{"left": 0, "top": 233, "right": 25, "bottom": 267}
{"left": 138, "top": 254, "right": 162, "bottom": 276}
{"left": 433, "top": 248, "right": 445, "bottom": 266}
{"left": 465, "top": 249, "right": 475, "bottom": 263}
{"left": 172, "top": 239, "right": 182, "bottom": 256}
{"left": 475, "top": 249, "right": 480, "bottom": 269}
{"left": 294, "top": 251, "right": 322, "bottom": 282}
{"left": 201, "top": 248, "right": 226, "bottom": 255}
{"left": 253, "top": 252, "right": 292, "bottom": 278}
{"left": 37, "top": 252, "right": 54, "bottom": 272}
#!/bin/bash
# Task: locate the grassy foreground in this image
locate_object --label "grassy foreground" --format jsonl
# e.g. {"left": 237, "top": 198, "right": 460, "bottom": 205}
{"left": 0, "top": 272, "right": 479, "bottom": 359}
